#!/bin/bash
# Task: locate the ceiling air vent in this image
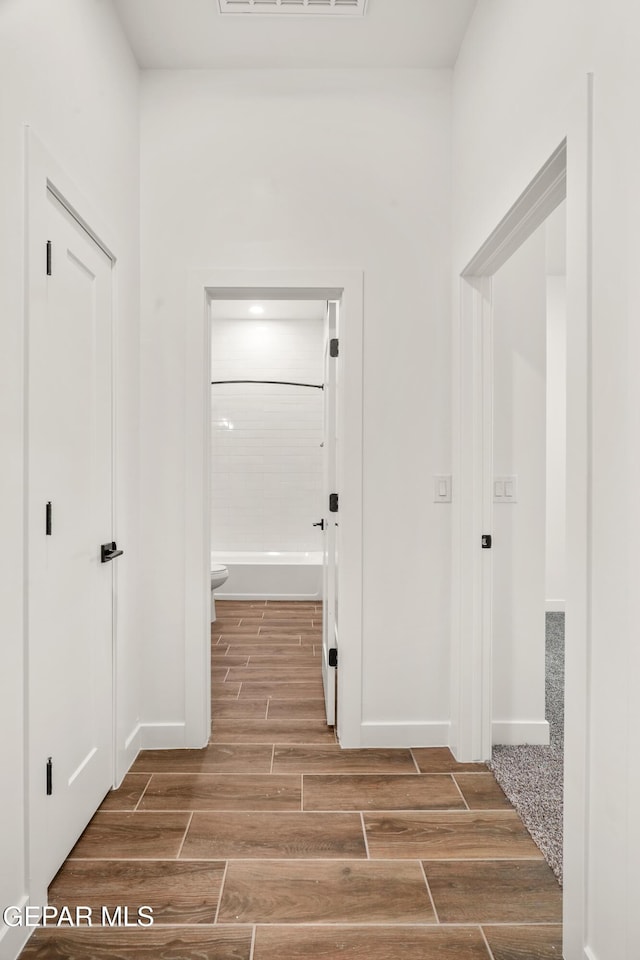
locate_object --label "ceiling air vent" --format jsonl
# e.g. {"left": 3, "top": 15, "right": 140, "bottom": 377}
{"left": 218, "top": 0, "right": 368, "bottom": 16}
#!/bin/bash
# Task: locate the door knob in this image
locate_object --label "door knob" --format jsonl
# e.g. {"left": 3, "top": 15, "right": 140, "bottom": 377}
{"left": 101, "top": 541, "right": 124, "bottom": 563}
{"left": 312, "top": 520, "right": 325, "bottom": 531}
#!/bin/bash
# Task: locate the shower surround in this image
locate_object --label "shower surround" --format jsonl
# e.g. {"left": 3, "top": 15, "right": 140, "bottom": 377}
{"left": 210, "top": 314, "right": 325, "bottom": 596}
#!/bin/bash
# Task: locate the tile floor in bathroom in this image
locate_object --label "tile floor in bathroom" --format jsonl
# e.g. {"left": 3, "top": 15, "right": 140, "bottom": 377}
{"left": 20, "top": 600, "right": 562, "bottom": 959}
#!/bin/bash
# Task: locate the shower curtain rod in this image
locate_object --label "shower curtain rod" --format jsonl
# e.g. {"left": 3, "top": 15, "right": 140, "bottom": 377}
{"left": 211, "top": 380, "right": 324, "bottom": 390}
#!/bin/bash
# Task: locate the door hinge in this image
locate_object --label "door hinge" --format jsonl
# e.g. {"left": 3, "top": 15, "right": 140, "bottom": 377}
{"left": 329, "top": 493, "right": 339, "bottom": 513}
{"left": 45, "top": 501, "right": 52, "bottom": 536}
{"left": 329, "top": 337, "right": 339, "bottom": 358}
{"left": 46, "top": 757, "right": 53, "bottom": 796}
{"left": 328, "top": 648, "right": 338, "bottom": 668}
{"left": 482, "top": 534, "right": 492, "bottom": 549}
{"left": 46, "top": 241, "right": 52, "bottom": 276}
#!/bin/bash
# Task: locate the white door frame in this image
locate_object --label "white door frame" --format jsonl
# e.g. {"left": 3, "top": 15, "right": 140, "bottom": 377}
{"left": 322, "top": 300, "right": 339, "bottom": 726}
{"left": 185, "top": 269, "right": 364, "bottom": 749}
{"left": 25, "top": 129, "right": 119, "bottom": 908}
{"left": 453, "top": 139, "right": 569, "bottom": 761}
{"left": 451, "top": 78, "right": 593, "bottom": 960}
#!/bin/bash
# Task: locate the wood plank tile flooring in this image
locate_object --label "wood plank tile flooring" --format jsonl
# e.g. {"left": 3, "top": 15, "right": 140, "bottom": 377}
{"left": 20, "top": 600, "right": 562, "bottom": 959}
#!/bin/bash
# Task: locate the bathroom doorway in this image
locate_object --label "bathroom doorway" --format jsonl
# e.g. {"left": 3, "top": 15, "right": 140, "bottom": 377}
{"left": 184, "top": 271, "right": 364, "bottom": 749}
{"left": 208, "top": 297, "right": 338, "bottom": 724}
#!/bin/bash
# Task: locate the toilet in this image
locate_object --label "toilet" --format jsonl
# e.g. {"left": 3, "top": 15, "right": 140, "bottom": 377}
{"left": 210, "top": 562, "right": 229, "bottom": 622}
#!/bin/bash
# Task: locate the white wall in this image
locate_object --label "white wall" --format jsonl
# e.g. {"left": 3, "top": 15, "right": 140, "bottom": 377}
{"left": 545, "top": 276, "right": 567, "bottom": 608}
{"left": 0, "top": 2, "right": 140, "bottom": 955}
{"left": 492, "top": 225, "right": 548, "bottom": 745}
{"left": 211, "top": 317, "right": 324, "bottom": 553}
{"left": 545, "top": 203, "right": 567, "bottom": 609}
{"left": 454, "top": 2, "right": 640, "bottom": 956}
{"left": 140, "top": 69, "right": 453, "bottom": 745}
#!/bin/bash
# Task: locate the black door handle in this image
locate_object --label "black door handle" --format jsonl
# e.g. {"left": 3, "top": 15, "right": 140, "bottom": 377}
{"left": 101, "top": 541, "right": 124, "bottom": 563}
{"left": 312, "top": 520, "right": 325, "bottom": 531}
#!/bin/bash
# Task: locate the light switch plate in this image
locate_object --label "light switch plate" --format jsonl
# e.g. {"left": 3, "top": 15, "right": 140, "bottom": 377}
{"left": 494, "top": 475, "right": 518, "bottom": 502}
{"left": 434, "top": 475, "right": 452, "bottom": 503}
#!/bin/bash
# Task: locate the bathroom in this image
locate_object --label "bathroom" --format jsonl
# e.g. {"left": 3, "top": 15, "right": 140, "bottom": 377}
{"left": 209, "top": 299, "right": 328, "bottom": 619}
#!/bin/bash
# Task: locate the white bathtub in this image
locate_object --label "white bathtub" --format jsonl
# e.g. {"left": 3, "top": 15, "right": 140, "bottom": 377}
{"left": 211, "top": 550, "right": 323, "bottom": 601}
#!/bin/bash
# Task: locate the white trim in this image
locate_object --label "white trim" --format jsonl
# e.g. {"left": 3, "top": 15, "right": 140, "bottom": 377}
{"left": 25, "top": 130, "right": 118, "bottom": 259}
{"left": 116, "top": 722, "right": 143, "bottom": 786}
{"left": 453, "top": 140, "right": 570, "bottom": 763}
{"left": 463, "top": 141, "right": 567, "bottom": 278}
{"left": 360, "top": 722, "right": 450, "bottom": 748}
{"left": 480, "top": 281, "right": 494, "bottom": 761}
{"left": 124, "top": 722, "right": 142, "bottom": 752}
{"left": 545, "top": 599, "right": 566, "bottom": 613}
{"left": 184, "top": 276, "right": 212, "bottom": 750}
{"left": 0, "top": 894, "right": 33, "bottom": 960}
{"left": 450, "top": 275, "right": 494, "bottom": 762}
{"left": 491, "top": 720, "right": 550, "bottom": 746}
{"left": 562, "top": 74, "right": 594, "bottom": 960}
{"left": 186, "top": 269, "right": 364, "bottom": 749}
{"left": 139, "top": 723, "right": 187, "bottom": 750}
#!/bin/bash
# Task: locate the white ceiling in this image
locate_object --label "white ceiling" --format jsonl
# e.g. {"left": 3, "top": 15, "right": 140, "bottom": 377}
{"left": 112, "top": 0, "right": 477, "bottom": 69}
{"left": 211, "top": 300, "right": 326, "bottom": 321}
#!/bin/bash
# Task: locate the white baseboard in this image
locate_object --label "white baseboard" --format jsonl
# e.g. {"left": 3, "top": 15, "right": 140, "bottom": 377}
{"left": 139, "top": 722, "right": 187, "bottom": 750}
{"left": 117, "top": 722, "right": 143, "bottom": 781}
{"left": 359, "top": 721, "right": 450, "bottom": 748}
{"left": 545, "top": 599, "right": 566, "bottom": 612}
{"left": 0, "top": 895, "right": 33, "bottom": 960}
{"left": 116, "top": 722, "right": 194, "bottom": 786}
{"left": 124, "top": 722, "right": 142, "bottom": 753}
{"left": 492, "top": 720, "right": 550, "bottom": 746}
{"left": 112, "top": 722, "right": 145, "bottom": 787}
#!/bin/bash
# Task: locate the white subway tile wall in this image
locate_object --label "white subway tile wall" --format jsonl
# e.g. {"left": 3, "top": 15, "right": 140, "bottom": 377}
{"left": 211, "top": 317, "right": 325, "bottom": 552}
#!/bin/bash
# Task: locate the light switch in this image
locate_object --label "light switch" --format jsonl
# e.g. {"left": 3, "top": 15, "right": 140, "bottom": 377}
{"left": 434, "top": 475, "right": 452, "bottom": 503}
{"left": 494, "top": 475, "right": 518, "bottom": 503}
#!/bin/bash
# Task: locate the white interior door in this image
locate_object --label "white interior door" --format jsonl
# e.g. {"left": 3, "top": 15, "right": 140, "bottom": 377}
{"left": 28, "top": 189, "right": 115, "bottom": 886}
{"left": 321, "top": 301, "right": 339, "bottom": 725}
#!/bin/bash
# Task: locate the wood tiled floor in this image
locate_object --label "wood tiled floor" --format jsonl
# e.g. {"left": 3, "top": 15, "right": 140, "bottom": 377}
{"left": 20, "top": 600, "right": 562, "bottom": 959}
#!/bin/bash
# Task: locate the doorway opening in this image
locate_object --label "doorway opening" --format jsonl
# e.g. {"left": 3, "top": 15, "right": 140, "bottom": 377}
{"left": 208, "top": 297, "right": 337, "bottom": 724}
{"left": 488, "top": 201, "right": 567, "bottom": 883}
{"left": 184, "top": 271, "right": 363, "bottom": 750}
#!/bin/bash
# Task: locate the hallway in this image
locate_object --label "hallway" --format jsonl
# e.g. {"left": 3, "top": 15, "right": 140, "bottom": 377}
{"left": 21, "top": 601, "right": 562, "bottom": 959}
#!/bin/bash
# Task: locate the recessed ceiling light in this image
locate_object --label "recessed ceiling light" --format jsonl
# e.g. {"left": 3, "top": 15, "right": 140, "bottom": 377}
{"left": 249, "top": 304, "right": 265, "bottom": 315}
